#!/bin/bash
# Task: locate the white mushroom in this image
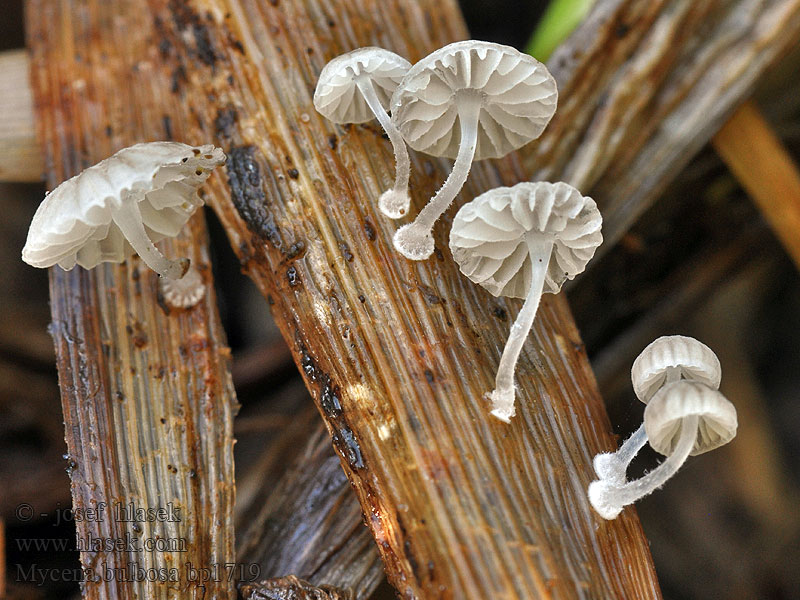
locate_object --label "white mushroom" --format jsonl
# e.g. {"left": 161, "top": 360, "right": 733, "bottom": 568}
{"left": 449, "top": 181, "right": 602, "bottom": 421}
{"left": 22, "top": 142, "right": 226, "bottom": 280}
{"left": 588, "top": 381, "right": 737, "bottom": 520}
{"left": 632, "top": 335, "right": 722, "bottom": 402}
{"left": 313, "top": 47, "right": 412, "bottom": 219}
{"left": 645, "top": 381, "right": 738, "bottom": 456}
{"left": 593, "top": 336, "right": 723, "bottom": 485}
{"left": 392, "top": 40, "right": 558, "bottom": 260}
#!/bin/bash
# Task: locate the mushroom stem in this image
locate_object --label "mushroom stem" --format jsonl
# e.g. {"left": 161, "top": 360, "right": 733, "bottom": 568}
{"left": 111, "top": 199, "right": 190, "bottom": 280}
{"left": 588, "top": 415, "right": 699, "bottom": 519}
{"left": 592, "top": 424, "right": 648, "bottom": 485}
{"left": 593, "top": 367, "right": 681, "bottom": 483}
{"left": 488, "top": 235, "right": 554, "bottom": 422}
{"left": 393, "top": 97, "right": 481, "bottom": 260}
{"left": 356, "top": 77, "right": 411, "bottom": 219}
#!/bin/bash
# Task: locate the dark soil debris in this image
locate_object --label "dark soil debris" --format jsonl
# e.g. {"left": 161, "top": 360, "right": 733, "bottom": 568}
{"left": 214, "top": 106, "right": 238, "bottom": 139}
{"left": 286, "top": 240, "right": 306, "bottom": 260}
{"left": 418, "top": 284, "right": 443, "bottom": 305}
{"left": 287, "top": 266, "right": 300, "bottom": 287}
{"left": 340, "top": 242, "right": 354, "bottom": 262}
{"left": 364, "top": 220, "right": 376, "bottom": 241}
{"left": 492, "top": 306, "right": 508, "bottom": 321}
{"left": 226, "top": 146, "right": 282, "bottom": 248}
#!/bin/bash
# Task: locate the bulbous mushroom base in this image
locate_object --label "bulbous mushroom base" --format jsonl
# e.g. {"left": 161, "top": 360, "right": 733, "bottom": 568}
{"left": 592, "top": 453, "right": 626, "bottom": 486}
{"left": 160, "top": 266, "right": 205, "bottom": 308}
{"left": 379, "top": 189, "right": 411, "bottom": 219}
{"left": 487, "top": 388, "right": 516, "bottom": 423}
{"left": 587, "top": 414, "right": 700, "bottom": 520}
{"left": 393, "top": 223, "right": 434, "bottom": 261}
{"left": 588, "top": 480, "right": 624, "bottom": 520}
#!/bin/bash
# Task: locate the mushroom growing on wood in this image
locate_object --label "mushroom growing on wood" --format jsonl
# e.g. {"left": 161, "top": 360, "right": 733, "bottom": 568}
{"left": 314, "top": 47, "right": 412, "bottom": 219}
{"left": 589, "top": 380, "right": 737, "bottom": 520}
{"left": 22, "top": 142, "right": 225, "bottom": 279}
{"left": 392, "top": 40, "right": 558, "bottom": 260}
{"left": 450, "top": 181, "right": 602, "bottom": 421}
{"left": 592, "top": 335, "right": 723, "bottom": 486}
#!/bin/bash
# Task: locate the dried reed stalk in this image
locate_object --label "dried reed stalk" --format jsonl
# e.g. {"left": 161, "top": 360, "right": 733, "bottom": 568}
{"left": 712, "top": 100, "right": 800, "bottom": 270}
{"left": 146, "top": 0, "right": 661, "bottom": 597}
{"left": 238, "top": 422, "right": 383, "bottom": 599}
{"left": 0, "top": 49, "right": 42, "bottom": 182}
{"left": 26, "top": 2, "right": 238, "bottom": 598}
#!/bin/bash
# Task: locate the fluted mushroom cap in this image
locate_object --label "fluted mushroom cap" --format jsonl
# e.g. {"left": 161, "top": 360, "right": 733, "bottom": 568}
{"left": 22, "top": 142, "right": 225, "bottom": 271}
{"left": 631, "top": 335, "right": 722, "bottom": 403}
{"left": 390, "top": 40, "right": 557, "bottom": 160}
{"left": 644, "top": 381, "right": 737, "bottom": 457}
{"left": 313, "top": 47, "right": 411, "bottom": 124}
{"left": 449, "top": 182, "right": 602, "bottom": 298}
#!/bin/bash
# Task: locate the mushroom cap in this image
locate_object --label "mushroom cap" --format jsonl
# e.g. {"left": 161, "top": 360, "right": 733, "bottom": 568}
{"left": 644, "top": 381, "right": 737, "bottom": 457}
{"left": 390, "top": 40, "right": 557, "bottom": 160}
{"left": 313, "top": 47, "right": 411, "bottom": 124}
{"left": 631, "top": 335, "right": 721, "bottom": 403}
{"left": 449, "top": 181, "right": 602, "bottom": 298}
{"left": 22, "top": 142, "right": 225, "bottom": 271}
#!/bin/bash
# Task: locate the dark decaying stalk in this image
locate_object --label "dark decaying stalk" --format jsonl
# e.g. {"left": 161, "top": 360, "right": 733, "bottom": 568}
{"left": 237, "top": 422, "right": 384, "bottom": 599}
{"left": 240, "top": 575, "right": 353, "bottom": 600}
{"left": 232, "top": 380, "right": 385, "bottom": 599}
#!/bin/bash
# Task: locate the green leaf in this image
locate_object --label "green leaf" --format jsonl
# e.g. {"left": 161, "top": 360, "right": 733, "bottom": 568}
{"left": 525, "top": 0, "right": 594, "bottom": 61}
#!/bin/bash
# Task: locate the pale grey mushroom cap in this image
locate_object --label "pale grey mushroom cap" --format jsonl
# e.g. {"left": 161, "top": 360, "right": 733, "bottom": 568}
{"left": 313, "top": 47, "right": 411, "bottom": 124}
{"left": 631, "top": 335, "right": 722, "bottom": 403}
{"left": 390, "top": 40, "right": 557, "bottom": 160}
{"left": 22, "top": 142, "right": 225, "bottom": 271}
{"left": 644, "top": 381, "right": 737, "bottom": 457}
{"left": 449, "top": 182, "right": 602, "bottom": 298}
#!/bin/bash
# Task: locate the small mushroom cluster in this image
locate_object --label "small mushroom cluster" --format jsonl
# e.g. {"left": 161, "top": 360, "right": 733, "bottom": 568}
{"left": 314, "top": 42, "right": 738, "bottom": 517}
{"left": 21, "top": 40, "right": 739, "bottom": 527}
{"left": 314, "top": 40, "right": 559, "bottom": 260}
{"left": 315, "top": 41, "right": 599, "bottom": 422}
{"left": 588, "top": 336, "right": 738, "bottom": 519}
